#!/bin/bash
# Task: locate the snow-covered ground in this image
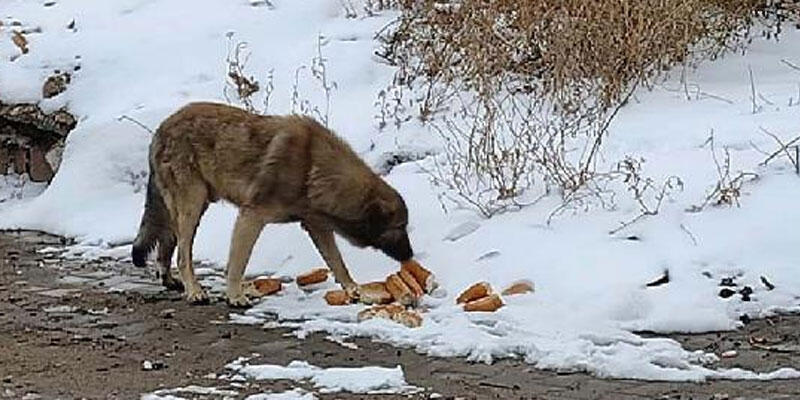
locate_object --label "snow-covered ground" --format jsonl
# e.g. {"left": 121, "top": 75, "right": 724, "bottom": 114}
{"left": 142, "top": 359, "right": 417, "bottom": 400}
{"left": 2, "top": 0, "right": 800, "bottom": 382}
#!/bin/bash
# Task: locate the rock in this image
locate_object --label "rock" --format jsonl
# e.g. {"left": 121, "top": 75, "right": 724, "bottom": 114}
{"left": 721, "top": 350, "right": 738, "bottom": 358}
{"left": 43, "top": 305, "right": 78, "bottom": 313}
{"left": 760, "top": 275, "right": 776, "bottom": 290}
{"left": 11, "top": 31, "right": 28, "bottom": 54}
{"left": 0, "top": 102, "right": 77, "bottom": 138}
{"left": 28, "top": 145, "right": 53, "bottom": 182}
{"left": 0, "top": 147, "right": 9, "bottom": 173}
{"left": 719, "top": 277, "right": 736, "bottom": 287}
{"left": 142, "top": 360, "right": 166, "bottom": 371}
{"left": 42, "top": 71, "right": 71, "bottom": 99}
{"left": 12, "top": 147, "right": 27, "bottom": 175}
{"left": 159, "top": 308, "right": 176, "bottom": 319}
{"left": 718, "top": 288, "right": 736, "bottom": 299}
{"left": 645, "top": 270, "right": 670, "bottom": 287}
{"left": 0, "top": 102, "right": 75, "bottom": 181}
{"left": 739, "top": 286, "right": 753, "bottom": 301}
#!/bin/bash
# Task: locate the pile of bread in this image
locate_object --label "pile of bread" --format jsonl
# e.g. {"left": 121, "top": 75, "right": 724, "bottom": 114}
{"left": 244, "top": 260, "right": 534, "bottom": 329}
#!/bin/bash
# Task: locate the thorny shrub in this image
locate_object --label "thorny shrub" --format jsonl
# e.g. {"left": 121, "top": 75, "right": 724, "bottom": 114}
{"left": 377, "top": 0, "right": 799, "bottom": 217}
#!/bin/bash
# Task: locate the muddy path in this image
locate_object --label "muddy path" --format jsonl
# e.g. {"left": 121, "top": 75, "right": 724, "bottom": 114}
{"left": 1, "top": 230, "right": 799, "bottom": 400}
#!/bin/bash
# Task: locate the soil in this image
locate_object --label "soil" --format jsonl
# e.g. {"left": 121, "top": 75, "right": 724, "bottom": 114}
{"left": 1, "top": 230, "right": 799, "bottom": 400}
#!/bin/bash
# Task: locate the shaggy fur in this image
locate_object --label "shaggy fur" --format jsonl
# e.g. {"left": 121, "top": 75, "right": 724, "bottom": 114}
{"left": 132, "top": 102, "right": 413, "bottom": 306}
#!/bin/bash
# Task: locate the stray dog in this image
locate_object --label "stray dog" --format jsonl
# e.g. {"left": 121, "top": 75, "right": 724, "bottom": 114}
{"left": 131, "top": 102, "right": 413, "bottom": 307}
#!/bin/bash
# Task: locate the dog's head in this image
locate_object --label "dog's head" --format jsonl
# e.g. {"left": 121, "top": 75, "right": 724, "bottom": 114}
{"left": 334, "top": 182, "right": 413, "bottom": 262}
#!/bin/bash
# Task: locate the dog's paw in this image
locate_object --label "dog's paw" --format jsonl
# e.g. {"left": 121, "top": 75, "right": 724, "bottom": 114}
{"left": 226, "top": 293, "right": 252, "bottom": 309}
{"left": 162, "top": 274, "right": 184, "bottom": 292}
{"left": 344, "top": 283, "right": 360, "bottom": 301}
{"left": 185, "top": 288, "right": 210, "bottom": 305}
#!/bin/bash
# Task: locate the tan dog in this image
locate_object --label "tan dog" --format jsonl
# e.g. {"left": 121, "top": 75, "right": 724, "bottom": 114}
{"left": 131, "top": 102, "right": 413, "bottom": 307}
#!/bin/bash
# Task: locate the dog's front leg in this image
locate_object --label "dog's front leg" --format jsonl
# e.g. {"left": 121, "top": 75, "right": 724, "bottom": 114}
{"left": 302, "top": 222, "right": 359, "bottom": 299}
{"left": 225, "top": 209, "right": 267, "bottom": 308}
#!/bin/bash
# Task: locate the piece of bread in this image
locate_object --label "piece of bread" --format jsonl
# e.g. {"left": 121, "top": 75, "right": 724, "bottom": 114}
{"left": 401, "top": 260, "right": 438, "bottom": 293}
{"left": 253, "top": 278, "right": 282, "bottom": 296}
{"left": 398, "top": 269, "right": 424, "bottom": 299}
{"left": 296, "top": 268, "right": 329, "bottom": 286}
{"left": 456, "top": 282, "right": 492, "bottom": 304}
{"left": 324, "top": 289, "right": 352, "bottom": 305}
{"left": 359, "top": 282, "right": 394, "bottom": 305}
{"left": 501, "top": 280, "right": 534, "bottom": 296}
{"left": 357, "top": 303, "right": 405, "bottom": 321}
{"left": 385, "top": 273, "right": 415, "bottom": 306}
{"left": 463, "top": 293, "right": 504, "bottom": 312}
{"left": 393, "top": 309, "right": 423, "bottom": 328}
{"left": 357, "top": 304, "right": 422, "bottom": 328}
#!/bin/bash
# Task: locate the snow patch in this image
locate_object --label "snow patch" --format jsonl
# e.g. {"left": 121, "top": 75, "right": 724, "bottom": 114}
{"left": 225, "top": 359, "right": 419, "bottom": 394}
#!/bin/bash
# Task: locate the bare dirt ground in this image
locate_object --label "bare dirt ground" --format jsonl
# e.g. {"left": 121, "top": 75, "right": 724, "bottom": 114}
{"left": 2, "top": 230, "right": 800, "bottom": 400}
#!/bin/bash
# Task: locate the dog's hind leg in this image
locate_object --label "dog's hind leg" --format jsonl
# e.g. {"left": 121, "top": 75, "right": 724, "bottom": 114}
{"left": 156, "top": 232, "right": 182, "bottom": 291}
{"left": 224, "top": 208, "right": 266, "bottom": 308}
{"left": 166, "top": 182, "right": 209, "bottom": 304}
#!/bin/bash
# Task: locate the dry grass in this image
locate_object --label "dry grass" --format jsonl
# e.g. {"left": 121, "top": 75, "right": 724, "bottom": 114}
{"left": 381, "top": 0, "right": 797, "bottom": 107}
{"left": 377, "top": 0, "right": 798, "bottom": 216}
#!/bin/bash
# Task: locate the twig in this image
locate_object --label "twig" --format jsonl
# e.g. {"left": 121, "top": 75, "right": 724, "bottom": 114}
{"left": 117, "top": 115, "right": 154, "bottom": 134}
{"left": 697, "top": 91, "right": 735, "bottom": 105}
{"left": 688, "top": 132, "right": 758, "bottom": 212}
{"left": 759, "top": 131, "right": 800, "bottom": 167}
{"left": 749, "top": 66, "right": 761, "bottom": 114}
{"left": 781, "top": 59, "right": 800, "bottom": 72}
{"left": 680, "top": 223, "right": 699, "bottom": 246}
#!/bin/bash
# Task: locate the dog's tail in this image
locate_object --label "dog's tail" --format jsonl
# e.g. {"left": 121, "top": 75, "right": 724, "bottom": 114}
{"left": 131, "top": 166, "right": 171, "bottom": 267}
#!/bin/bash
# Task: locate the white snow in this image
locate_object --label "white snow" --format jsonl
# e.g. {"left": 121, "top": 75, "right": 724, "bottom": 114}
{"left": 2, "top": 0, "right": 800, "bottom": 382}
{"left": 225, "top": 359, "right": 417, "bottom": 394}
{"left": 141, "top": 385, "right": 238, "bottom": 400}
{"left": 0, "top": 174, "right": 47, "bottom": 205}
{"left": 245, "top": 389, "right": 317, "bottom": 400}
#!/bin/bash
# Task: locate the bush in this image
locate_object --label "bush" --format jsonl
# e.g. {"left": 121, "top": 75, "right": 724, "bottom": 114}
{"left": 378, "top": 0, "right": 798, "bottom": 216}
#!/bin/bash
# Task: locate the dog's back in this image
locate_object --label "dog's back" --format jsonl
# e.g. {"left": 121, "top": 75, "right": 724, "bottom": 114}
{"left": 151, "top": 102, "right": 374, "bottom": 211}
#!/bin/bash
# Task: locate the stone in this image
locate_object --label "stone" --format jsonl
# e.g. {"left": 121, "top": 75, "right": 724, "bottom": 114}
{"left": 12, "top": 147, "right": 27, "bottom": 175}
{"left": 42, "top": 71, "right": 71, "bottom": 99}
{"left": 0, "top": 147, "right": 9, "bottom": 173}
{"left": 38, "top": 288, "right": 80, "bottom": 298}
{"left": 27, "top": 145, "right": 53, "bottom": 182}
{"left": 58, "top": 275, "right": 94, "bottom": 285}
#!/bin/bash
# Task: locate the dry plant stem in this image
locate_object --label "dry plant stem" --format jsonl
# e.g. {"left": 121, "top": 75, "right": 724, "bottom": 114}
{"left": 310, "top": 34, "right": 337, "bottom": 127}
{"left": 224, "top": 36, "right": 260, "bottom": 113}
{"left": 690, "top": 132, "right": 758, "bottom": 212}
{"left": 117, "top": 115, "right": 154, "bottom": 134}
{"left": 749, "top": 66, "right": 761, "bottom": 114}
{"left": 680, "top": 223, "right": 699, "bottom": 246}
{"left": 781, "top": 59, "right": 800, "bottom": 71}
{"left": 261, "top": 69, "right": 275, "bottom": 114}
{"left": 759, "top": 128, "right": 800, "bottom": 170}
{"left": 609, "top": 156, "right": 683, "bottom": 235}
